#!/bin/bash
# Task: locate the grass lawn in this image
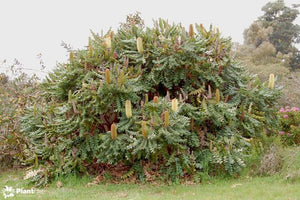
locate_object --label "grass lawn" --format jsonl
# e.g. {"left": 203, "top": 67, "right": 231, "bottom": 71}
{"left": 0, "top": 169, "right": 299, "bottom": 200}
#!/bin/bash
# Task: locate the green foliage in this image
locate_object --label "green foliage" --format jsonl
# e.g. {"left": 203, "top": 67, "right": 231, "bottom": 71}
{"left": 20, "top": 16, "right": 281, "bottom": 185}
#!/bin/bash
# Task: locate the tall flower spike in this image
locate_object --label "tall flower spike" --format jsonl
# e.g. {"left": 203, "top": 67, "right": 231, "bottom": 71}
{"left": 69, "top": 51, "right": 74, "bottom": 62}
{"left": 104, "top": 35, "right": 111, "bottom": 49}
{"left": 111, "top": 123, "right": 117, "bottom": 140}
{"left": 215, "top": 89, "right": 220, "bottom": 103}
{"left": 105, "top": 69, "right": 111, "bottom": 84}
{"left": 189, "top": 24, "right": 194, "bottom": 38}
{"left": 153, "top": 96, "right": 159, "bottom": 104}
{"left": 171, "top": 98, "right": 178, "bottom": 112}
{"left": 109, "top": 30, "right": 114, "bottom": 38}
{"left": 136, "top": 37, "right": 144, "bottom": 54}
{"left": 145, "top": 94, "right": 149, "bottom": 104}
{"left": 142, "top": 121, "right": 147, "bottom": 138}
{"left": 268, "top": 73, "right": 275, "bottom": 89}
{"left": 164, "top": 111, "right": 169, "bottom": 127}
{"left": 125, "top": 100, "right": 132, "bottom": 118}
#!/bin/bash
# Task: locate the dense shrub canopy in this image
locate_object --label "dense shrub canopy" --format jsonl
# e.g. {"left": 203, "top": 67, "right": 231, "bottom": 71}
{"left": 20, "top": 17, "right": 281, "bottom": 186}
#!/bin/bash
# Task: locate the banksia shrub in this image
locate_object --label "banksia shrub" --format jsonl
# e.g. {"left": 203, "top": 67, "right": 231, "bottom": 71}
{"left": 21, "top": 15, "right": 281, "bottom": 185}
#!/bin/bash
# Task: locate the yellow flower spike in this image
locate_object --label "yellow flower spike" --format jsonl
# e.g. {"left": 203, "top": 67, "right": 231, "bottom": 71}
{"left": 215, "top": 89, "right": 220, "bottom": 103}
{"left": 268, "top": 73, "right": 275, "bottom": 89}
{"left": 69, "top": 51, "right": 74, "bottom": 62}
{"left": 164, "top": 111, "right": 170, "bottom": 127}
{"left": 209, "top": 140, "right": 213, "bottom": 152}
{"left": 189, "top": 24, "right": 194, "bottom": 38}
{"left": 125, "top": 100, "right": 132, "bottom": 118}
{"left": 111, "top": 123, "right": 117, "bottom": 140}
{"left": 104, "top": 35, "right": 111, "bottom": 49}
{"left": 153, "top": 96, "right": 159, "bottom": 104}
{"left": 145, "top": 94, "right": 149, "bottom": 104}
{"left": 171, "top": 98, "right": 178, "bottom": 112}
{"left": 142, "top": 121, "right": 147, "bottom": 138}
{"left": 105, "top": 69, "right": 111, "bottom": 84}
{"left": 109, "top": 30, "right": 114, "bottom": 38}
{"left": 136, "top": 37, "right": 144, "bottom": 54}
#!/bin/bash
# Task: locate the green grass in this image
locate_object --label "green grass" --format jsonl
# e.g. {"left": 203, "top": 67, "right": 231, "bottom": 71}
{"left": 0, "top": 146, "right": 299, "bottom": 200}
{"left": 1, "top": 146, "right": 299, "bottom": 200}
{"left": 0, "top": 170, "right": 299, "bottom": 200}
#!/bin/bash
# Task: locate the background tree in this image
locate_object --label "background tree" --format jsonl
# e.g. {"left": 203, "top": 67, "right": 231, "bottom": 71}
{"left": 259, "top": 0, "right": 300, "bottom": 54}
{"left": 242, "top": 0, "right": 300, "bottom": 69}
{"left": 243, "top": 21, "right": 273, "bottom": 48}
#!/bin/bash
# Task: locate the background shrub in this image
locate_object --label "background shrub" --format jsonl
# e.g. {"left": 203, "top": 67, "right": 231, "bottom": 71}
{"left": 278, "top": 106, "right": 300, "bottom": 145}
{"left": 0, "top": 73, "right": 40, "bottom": 169}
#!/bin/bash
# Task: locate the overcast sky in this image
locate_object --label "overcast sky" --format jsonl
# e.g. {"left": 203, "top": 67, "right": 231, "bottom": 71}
{"left": 0, "top": 0, "right": 299, "bottom": 78}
